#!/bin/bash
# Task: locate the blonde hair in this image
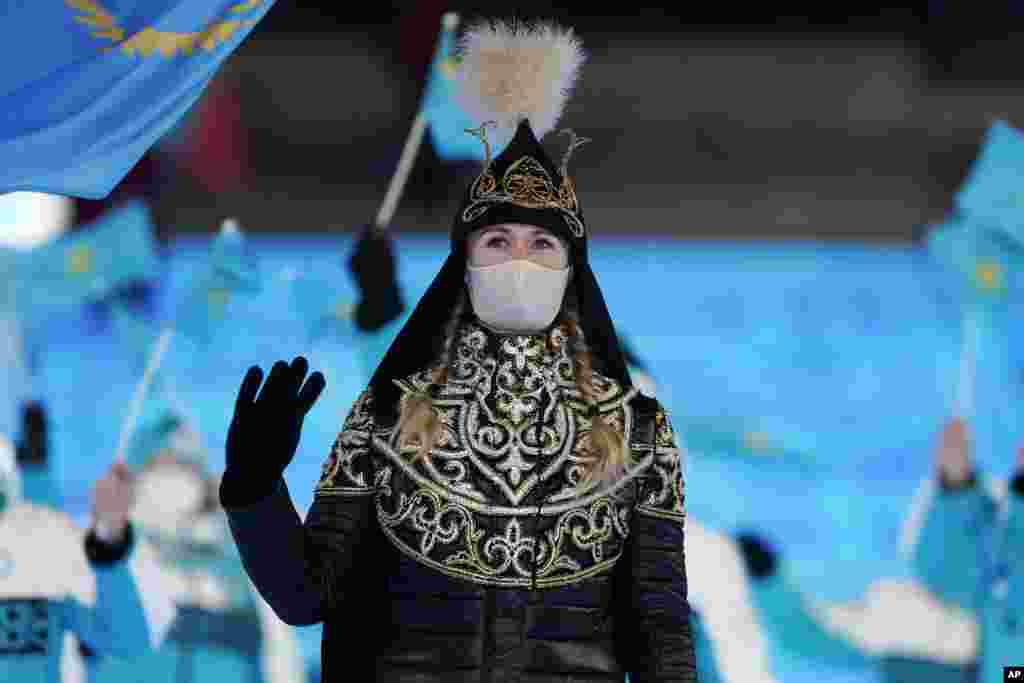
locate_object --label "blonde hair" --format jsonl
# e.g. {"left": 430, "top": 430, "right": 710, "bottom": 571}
{"left": 395, "top": 295, "right": 630, "bottom": 488}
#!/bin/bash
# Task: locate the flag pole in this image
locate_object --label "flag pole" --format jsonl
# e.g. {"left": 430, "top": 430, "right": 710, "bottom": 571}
{"left": 955, "top": 306, "right": 976, "bottom": 420}
{"left": 373, "top": 11, "right": 460, "bottom": 230}
{"left": 113, "top": 326, "right": 174, "bottom": 463}
{"left": 111, "top": 216, "right": 241, "bottom": 463}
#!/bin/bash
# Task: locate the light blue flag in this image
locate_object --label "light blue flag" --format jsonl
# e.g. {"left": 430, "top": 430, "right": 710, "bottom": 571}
{"left": 927, "top": 215, "right": 1024, "bottom": 309}
{"left": 0, "top": 0, "right": 274, "bottom": 198}
{"left": 954, "top": 119, "right": 1024, "bottom": 249}
{"left": 10, "top": 200, "right": 161, "bottom": 331}
{"left": 287, "top": 268, "right": 410, "bottom": 386}
{"left": 422, "top": 22, "right": 486, "bottom": 162}
{"left": 927, "top": 216, "right": 1024, "bottom": 472}
{"left": 109, "top": 297, "right": 166, "bottom": 377}
{"left": 209, "top": 219, "right": 260, "bottom": 291}
{"left": 122, "top": 385, "right": 205, "bottom": 473}
{"left": 172, "top": 220, "right": 260, "bottom": 345}
{"left": 288, "top": 271, "right": 356, "bottom": 345}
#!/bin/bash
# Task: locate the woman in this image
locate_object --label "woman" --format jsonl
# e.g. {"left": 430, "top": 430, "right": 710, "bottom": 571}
{"left": 221, "top": 19, "right": 696, "bottom": 682}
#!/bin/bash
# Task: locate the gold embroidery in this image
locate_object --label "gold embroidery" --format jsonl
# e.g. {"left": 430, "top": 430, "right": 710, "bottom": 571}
{"left": 67, "top": 0, "right": 123, "bottom": 41}
{"left": 66, "top": 0, "right": 266, "bottom": 57}
{"left": 460, "top": 124, "right": 587, "bottom": 238}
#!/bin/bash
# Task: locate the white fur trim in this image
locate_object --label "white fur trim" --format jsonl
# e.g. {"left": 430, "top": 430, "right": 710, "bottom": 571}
{"left": 686, "top": 518, "right": 780, "bottom": 683}
{"left": 455, "top": 19, "right": 585, "bottom": 146}
{"left": 817, "top": 578, "right": 977, "bottom": 663}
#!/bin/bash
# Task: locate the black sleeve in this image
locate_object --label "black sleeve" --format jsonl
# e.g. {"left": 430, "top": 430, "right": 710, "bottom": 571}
{"left": 618, "top": 402, "right": 697, "bottom": 682}
{"left": 222, "top": 390, "right": 380, "bottom": 626}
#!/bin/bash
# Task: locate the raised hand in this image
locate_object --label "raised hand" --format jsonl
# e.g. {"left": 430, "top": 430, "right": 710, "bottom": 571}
{"left": 92, "top": 462, "right": 135, "bottom": 542}
{"left": 222, "top": 356, "right": 326, "bottom": 506}
{"left": 936, "top": 417, "right": 972, "bottom": 488}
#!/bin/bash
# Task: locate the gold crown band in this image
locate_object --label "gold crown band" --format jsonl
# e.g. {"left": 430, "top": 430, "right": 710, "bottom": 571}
{"left": 460, "top": 123, "right": 587, "bottom": 238}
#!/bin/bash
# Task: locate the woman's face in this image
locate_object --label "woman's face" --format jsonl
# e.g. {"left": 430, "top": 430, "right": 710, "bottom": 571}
{"left": 467, "top": 224, "right": 569, "bottom": 270}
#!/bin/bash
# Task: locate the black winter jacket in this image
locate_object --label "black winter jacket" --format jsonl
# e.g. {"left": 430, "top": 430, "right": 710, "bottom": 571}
{"left": 224, "top": 323, "right": 696, "bottom": 682}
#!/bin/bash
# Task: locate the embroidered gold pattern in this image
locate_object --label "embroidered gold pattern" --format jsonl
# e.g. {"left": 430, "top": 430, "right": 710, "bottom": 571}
{"left": 66, "top": 0, "right": 267, "bottom": 57}
{"left": 314, "top": 322, "right": 685, "bottom": 587}
{"left": 460, "top": 123, "right": 586, "bottom": 238}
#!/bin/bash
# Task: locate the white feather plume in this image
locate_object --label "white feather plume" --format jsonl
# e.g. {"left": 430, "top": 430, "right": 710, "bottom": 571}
{"left": 454, "top": 19, "right": 586, "bottom": 149}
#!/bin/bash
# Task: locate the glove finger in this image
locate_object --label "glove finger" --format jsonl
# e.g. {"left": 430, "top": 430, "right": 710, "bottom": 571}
{"left": 289, "top": 356, "right": 309, "bottom": 396}
{"left": 235, "top": 366, "right": 264, "bottom": 415}
{"left": 296, "top": 371, "right": 326, "bottom": 416}
{"left": 260, "top": 360, "right": 291, "bottom": 403}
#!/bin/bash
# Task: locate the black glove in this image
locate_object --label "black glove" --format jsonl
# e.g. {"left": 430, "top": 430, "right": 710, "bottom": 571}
{"left": 221, "top": 357, "right": 326, "bottom": 507}
{"left": 347, "top": 223, "right": 404, "bottom": 333}
{"left": 736, "top": 532, "right": 778, "bottom": 579}
{"left": 16, "top": 401, "right": 47, "bottom": 467}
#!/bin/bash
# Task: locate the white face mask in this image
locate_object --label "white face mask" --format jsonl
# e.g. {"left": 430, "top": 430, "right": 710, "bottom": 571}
{"left": 466, "top": 259, "right": 571, "bottom": 333}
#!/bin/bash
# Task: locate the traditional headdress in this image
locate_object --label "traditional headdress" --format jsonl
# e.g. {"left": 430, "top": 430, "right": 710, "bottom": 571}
{"left": 367, "top": 18, "right": 631, "bottom": 419}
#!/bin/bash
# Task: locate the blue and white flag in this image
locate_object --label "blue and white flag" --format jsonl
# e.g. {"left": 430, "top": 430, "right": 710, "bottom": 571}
{"left": 955, "top": 119, "right": 1024, "bottom": 249}
{"left": 422, "top": 20, "right": 486, "bottom": 162}
{"left": 173, "top": 219, "right": 260, "bottom": 345}
{"left": 0, "top": 0, "right": 274, "bottom": 198}
{"left": 927, "top": 215, "right": 1024, "bottom": 471}
{"left": 10, "top": 200, "right": 162, "bottom": 331}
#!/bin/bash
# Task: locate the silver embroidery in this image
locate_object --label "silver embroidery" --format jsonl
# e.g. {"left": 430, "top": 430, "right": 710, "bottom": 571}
{"left": 316, "top": 322, "right": 685, "bottom": 587}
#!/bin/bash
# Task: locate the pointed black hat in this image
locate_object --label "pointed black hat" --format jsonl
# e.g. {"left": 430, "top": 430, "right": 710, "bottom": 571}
{"left": 365, "top": 20, "right": 631, "bottom": 420}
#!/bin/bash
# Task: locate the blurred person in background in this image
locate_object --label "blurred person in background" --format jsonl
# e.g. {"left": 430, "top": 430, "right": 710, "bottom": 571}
{"left": 218, "top": 18, "right": 696, "bottom": 683}
{"left": 735, "top": 529, "right": 976, "bottom": 682}
{"left": 906, "top": 417, "right": 1024, "bottom": 682}
{"left": 77, "top": 407, "right": 303, "bottom": 683}
{"left": 0, "top": 434, "right": 166, "bottom": 683}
